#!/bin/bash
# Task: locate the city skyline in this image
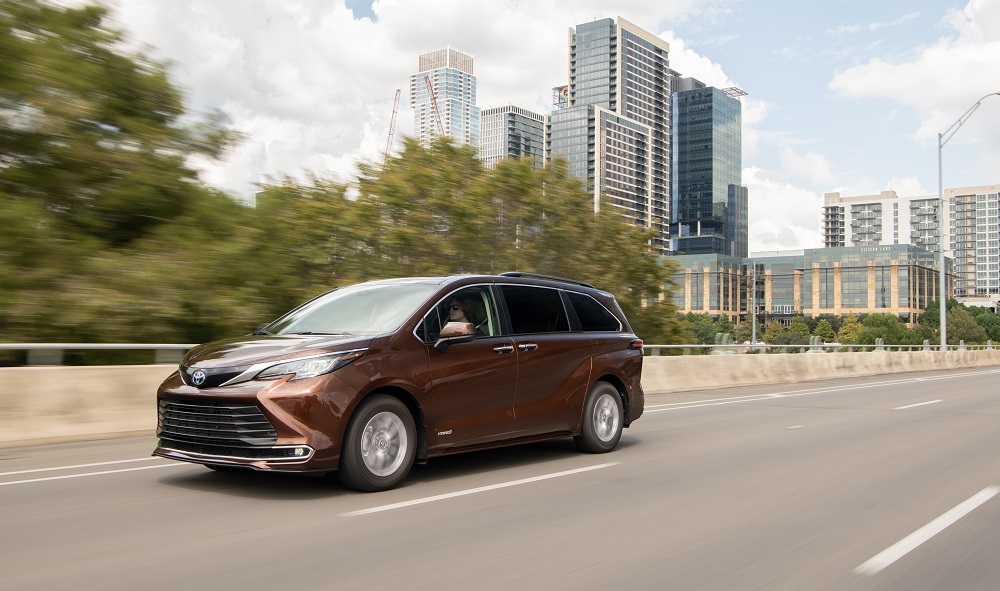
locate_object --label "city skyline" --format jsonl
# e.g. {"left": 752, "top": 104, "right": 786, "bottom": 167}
{"left": 98, "top": 0, "right": 1000, "bottom": 253}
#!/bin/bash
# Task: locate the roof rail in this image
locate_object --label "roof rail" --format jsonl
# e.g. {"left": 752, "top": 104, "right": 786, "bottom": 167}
{"left": 498, "top": 272, "right": 595, "bottom": 289}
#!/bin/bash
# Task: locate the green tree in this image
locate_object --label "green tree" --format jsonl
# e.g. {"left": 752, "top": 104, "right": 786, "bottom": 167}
{"left": 713, "top": 315, "right": 736, "bottom": 342}
{"left": 735, "top": 314, "right": 754, "bottom": 343}
{"left": 855, "top": 314, "right": 916, "bottom": 346}
{"left": 0, "top": 0, "right": 238, "bottom": 247}
{"left": 808, "top": 314, "right": 841, "bottom": 335}
{"left": 0, "top": 0, "right": 240, "bottom": 343}
{"left": 918, "top": 299, "right": 965, "bottom": 332}
{"left": 974, "top": 313, "right": 1000, "bottom": 343}
{"left": 813, "top": 319, "right": 835, "bottom": 342}
{"left": 788, "top": 316, "right": 811, "bottom": 338}
{"left": 684, "top": 312, "right": 718, "bottom": 344}
{"left": 947, "top": 307, "right": 987, "bottom": 345}
{"left": 838, "top": 313, "right": 861, "bottom": 344}
{"left": 762, "top": 320, "right": 785, "bottom": 344}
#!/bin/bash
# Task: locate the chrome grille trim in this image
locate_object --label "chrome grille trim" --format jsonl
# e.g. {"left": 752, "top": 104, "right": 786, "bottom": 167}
{"left": 157, "top": 398, "right": 278, "bottom": 447}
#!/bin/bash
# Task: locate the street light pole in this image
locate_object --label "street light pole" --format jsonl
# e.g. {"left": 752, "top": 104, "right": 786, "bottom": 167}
{"left": 936, "top": 91, "right": 1000, "bottom": 351}
{"left": 750, "top": 260, "right": 756, "bottom": 344}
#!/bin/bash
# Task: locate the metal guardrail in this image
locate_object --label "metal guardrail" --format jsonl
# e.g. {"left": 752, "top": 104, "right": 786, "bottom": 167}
{"left": 0, "top": 343, "right": 196, "bottom": 366}
{"left": 642, "top": 340, "right": 995, "bottom": 355}
{"left": 0, "top": 340, "right": 994, "bottom": 365}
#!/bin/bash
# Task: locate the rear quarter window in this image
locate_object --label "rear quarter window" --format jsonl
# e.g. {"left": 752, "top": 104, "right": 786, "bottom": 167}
{"left": 567, "top": 292, "right": 622, "bottom": 332}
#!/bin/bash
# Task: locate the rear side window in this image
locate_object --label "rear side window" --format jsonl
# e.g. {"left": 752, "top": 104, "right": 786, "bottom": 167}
{"left": 500, "top": 285, "right": 570, "bottom": 334}
{"left": 567, "top": 292, "right": 622, "bottom": 332}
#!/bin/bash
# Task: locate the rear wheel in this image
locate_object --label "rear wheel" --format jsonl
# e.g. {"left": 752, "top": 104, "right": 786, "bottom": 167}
{"left": 339, "top": 395, "right": 416, "bottom": 492}
{"left": 574, "top": 381, "right": 623, "bottom": 453}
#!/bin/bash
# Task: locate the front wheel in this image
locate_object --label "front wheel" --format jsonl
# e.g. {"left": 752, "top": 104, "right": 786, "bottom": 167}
{"left": 339, "top": 395, "right": 416, "bottom": 492}
{"left": 574, "top": 381, "right": 623, "bottom": 453}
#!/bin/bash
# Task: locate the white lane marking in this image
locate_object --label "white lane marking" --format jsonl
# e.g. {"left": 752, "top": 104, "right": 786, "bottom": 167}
{"left": 787, "top": 425, "right": 803, "bottom": 430}
{"left": 895, "top": 400, "right": 943, "bottom": 410}
{"left": 0, "top": 457, "right": 161, "bottom": 477}
{"left": 854, "top": 486, "right": 1000, "bottom": 576}
{"left": 0, "top": 463, "right": 187, "bottom": 487}
{"left": 645, "top": 369, "right": 1000, "bottom": 413}
{"left": 341, "top": 463, "right": 620, "bottom": 517}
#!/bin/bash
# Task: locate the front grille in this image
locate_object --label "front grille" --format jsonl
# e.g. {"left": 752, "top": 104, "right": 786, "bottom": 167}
{"left": 157, "top": 397, "right": 278, "bottom": 449}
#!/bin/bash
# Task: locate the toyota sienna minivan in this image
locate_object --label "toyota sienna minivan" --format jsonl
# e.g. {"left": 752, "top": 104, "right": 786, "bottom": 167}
{"left": 154, "top": 272, "right": 644, "bottom": 491}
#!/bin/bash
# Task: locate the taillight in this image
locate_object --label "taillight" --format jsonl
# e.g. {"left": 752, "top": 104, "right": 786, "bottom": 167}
{"left": 628, "top": 339, "right": 644, "bottom": 350}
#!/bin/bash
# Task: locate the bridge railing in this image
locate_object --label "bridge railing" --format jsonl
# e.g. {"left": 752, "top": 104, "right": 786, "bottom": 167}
{"left": 0, "top": 343, "right": 195, "bottom": 366}
{"left": 0, "top": 339, "right": 994, "bottom": 366}
{"left": 642, "top": 340, "right": 995, "bottom": 355}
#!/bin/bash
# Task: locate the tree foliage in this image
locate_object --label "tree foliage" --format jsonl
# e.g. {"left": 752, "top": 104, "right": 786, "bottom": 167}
{"left": 855, "top": 314, "right": 918, "bottom": 346}
{"left": 947, "top": 307, "right": 987, "bottom": 345}
{"left": 813, "top": 319, "right": 835, "bottom": 342}
{"left": 973, "top": 312, "right": 1000, "bottom": 342}
{"left": 762, "top": 320, "right": 785, "bottom": 344}
{"left": 838, "top": 314, "right": 861, "bottom": 344}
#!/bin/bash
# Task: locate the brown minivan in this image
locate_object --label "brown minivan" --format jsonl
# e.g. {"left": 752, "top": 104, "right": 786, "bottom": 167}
{"left": 154, "top": 272, "right": 644, "bottom": 491}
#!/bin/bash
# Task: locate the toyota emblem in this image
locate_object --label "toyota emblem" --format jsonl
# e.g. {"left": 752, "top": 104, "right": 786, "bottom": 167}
{"left": 191, "top": 370, "right": 207, "bottom": 386}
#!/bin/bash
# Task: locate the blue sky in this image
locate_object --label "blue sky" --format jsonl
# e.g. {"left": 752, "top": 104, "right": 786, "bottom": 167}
{"left": 101, "top": 0, "right": 1000, "bottom": 252}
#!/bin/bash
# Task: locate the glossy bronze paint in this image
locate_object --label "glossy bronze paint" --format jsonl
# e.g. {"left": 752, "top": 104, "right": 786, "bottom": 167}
{"left": 154, "top": 274, "right": 644, "bottom": 475}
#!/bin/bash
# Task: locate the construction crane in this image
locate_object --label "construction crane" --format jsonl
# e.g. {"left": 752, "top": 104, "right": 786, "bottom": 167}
{"left": 383, "top": 88, "right": 400, "bottom": 167}
{"left": 423, "top": 75, "right": 445, "bottom": 137}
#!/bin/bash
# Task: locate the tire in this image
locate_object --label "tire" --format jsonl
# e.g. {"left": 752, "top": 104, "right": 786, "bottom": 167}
{"left": 574, "top": 381, "right": 623, "bottom": 453}
{"left": 339, "top": 394, "right": 416, "bottom": 492}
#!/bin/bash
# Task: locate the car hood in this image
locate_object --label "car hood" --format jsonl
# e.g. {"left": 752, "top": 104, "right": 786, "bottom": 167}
{"left": 181, "top": 334, "right": 375, "bottom": 369}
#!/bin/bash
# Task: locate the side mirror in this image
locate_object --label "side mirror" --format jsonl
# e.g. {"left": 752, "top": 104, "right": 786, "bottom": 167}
{"left": 434, "top": 322, "right": 476, "bottom": 352}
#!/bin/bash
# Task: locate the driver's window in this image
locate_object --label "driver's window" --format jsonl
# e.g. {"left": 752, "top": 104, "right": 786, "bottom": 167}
{"left": 420, "top": 286, "right": 498, "bottom": 343}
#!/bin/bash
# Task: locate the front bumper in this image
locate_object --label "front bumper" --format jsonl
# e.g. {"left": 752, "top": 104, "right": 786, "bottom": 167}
{"left": 154, "top": 370, "right": 358, "bottom": 472}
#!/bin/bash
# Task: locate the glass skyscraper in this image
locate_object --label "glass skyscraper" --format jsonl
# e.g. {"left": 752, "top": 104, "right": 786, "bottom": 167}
{"left": 409, "top": 48, "right": 480, "bottom": 148}
{"left": 479, "top": 105, "right": 545, "bottom": 170}
{"left": 547, "top": 17, "right": 672, "bottom": 253}
{"left": 670, "top": 81, "right": 747, "bottom": 258}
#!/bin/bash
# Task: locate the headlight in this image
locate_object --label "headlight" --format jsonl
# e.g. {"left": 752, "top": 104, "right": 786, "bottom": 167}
{"left": 256, "top": 349, "right": 366, "bottom": 381}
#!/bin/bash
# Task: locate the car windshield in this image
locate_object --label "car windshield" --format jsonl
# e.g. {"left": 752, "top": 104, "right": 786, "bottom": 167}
{"left": 266, "top": 282, "right": 438, "bottom": 336}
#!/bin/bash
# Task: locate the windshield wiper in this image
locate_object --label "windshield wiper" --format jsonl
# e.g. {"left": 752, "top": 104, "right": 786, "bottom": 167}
{"left": 250, "top": 329, "right": 272, "bottom": 335}
{"left": 287, "top": 331, "right": 354, "bottom": 336}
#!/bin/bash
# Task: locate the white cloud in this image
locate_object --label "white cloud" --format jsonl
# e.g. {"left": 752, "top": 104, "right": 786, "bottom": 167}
{"left": 779, "top": 149, "right": 836, "bottom": 186}
{"left": 659, "top": 31, "right": 734, "bottom": 88}
{"left": 97, "top": 0, "right": 742, "bottom": 198}
{"left": 743, "top": 166, "right": 823, "bottom": 253}
{"left": 829, "top": 0, "right": 1000, "bottom": 182}
{"left": 828, "top": 11, "right": 921, "bottom": 35}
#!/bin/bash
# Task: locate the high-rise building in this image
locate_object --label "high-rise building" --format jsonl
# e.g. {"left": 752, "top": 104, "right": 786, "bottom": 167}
{"left": 547, "top": 17, "right": 672, "bottom": 253}
{"left": 822, "top": 185, "right": 1000, "bottom": 298}
{"left": 670, "top": 79, "right": 747, "bottom": 257}
{"left": 479, "top": 105, "right": 546, "bottom": 170}
{"left": 822, "top": 190, "right": 939, "bottom": 251}
{"left": 949, "top": 186, "right": 1000, "bottom": 297}
{"left": 409, "top": 47, "right": 480, "bottom": 147}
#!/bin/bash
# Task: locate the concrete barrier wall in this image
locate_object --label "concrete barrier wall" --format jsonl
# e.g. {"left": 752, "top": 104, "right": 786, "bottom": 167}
{"left": 641, "top": 349, "right": 1000, "bottom": 394}
{"left": 3, "top": 351, "right": 1000, "bottom": 447}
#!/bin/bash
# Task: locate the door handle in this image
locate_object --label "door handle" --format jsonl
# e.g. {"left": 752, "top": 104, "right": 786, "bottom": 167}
{"left": 493, "top": 345, "right": 514, "bottom": 354}
{"left": 518, "top": 343, "right": 538, "bottom": 351}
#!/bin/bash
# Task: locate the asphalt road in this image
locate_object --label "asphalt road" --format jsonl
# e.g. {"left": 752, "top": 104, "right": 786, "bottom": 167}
{"left": 2, "top": 366, "right": 1000, "bottom": 591}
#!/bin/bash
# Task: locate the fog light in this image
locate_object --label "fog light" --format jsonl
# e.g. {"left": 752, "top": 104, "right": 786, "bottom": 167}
{"left": 294, "top": 447, "right": 306, "bottom": 457}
